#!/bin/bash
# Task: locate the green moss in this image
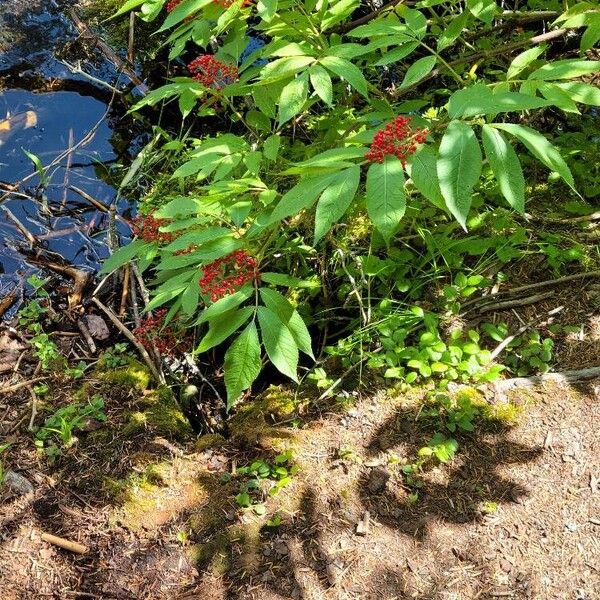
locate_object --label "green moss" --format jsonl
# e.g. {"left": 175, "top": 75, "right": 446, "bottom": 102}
{"left": 229, "top": 385, "right": 303, "bottom": 450}
{"left": 485, "top": 401, "right": 523, "bottom": 425}
{"left": 121, "top": 411, "right": 147, "bottom": 436}
{"left": 195, "top": 433, "right": 226, "bottom": 452}
{"left": 97, "top": 358, "right": 151, "bottom": 391}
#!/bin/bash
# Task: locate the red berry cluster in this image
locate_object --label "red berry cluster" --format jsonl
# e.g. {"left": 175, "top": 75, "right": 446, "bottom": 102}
{"left": 166, "top": 0, "right": 182, "bottom": 11}
{"left": 365, "top": 116, "right": 429, "bottom": 165}
{"left": 199, "top": 250, "right": 259, "bottom": 302}
{"left": 187, "top": 55, "right": 239, "bottom": 90}
{"left": 133, "top": 309, "right": 192, "bottom": 357}
{"left": 130, "top": 212, "right": 175, "bottom": 245}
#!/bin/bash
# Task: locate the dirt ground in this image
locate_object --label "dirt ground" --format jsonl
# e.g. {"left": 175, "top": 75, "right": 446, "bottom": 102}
{"left": 1, "top": 361, "right": 599, "bottom": 600}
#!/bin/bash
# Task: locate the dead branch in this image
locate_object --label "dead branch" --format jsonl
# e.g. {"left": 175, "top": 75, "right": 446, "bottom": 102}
{"left": 462, "top": 270, "right": 600, "bottom": 311}
{"left": 467, "top": 291, "right": 555, "bottom": 315}
{"left": 69, "top": 9, "right": 148, "bottom": 95}
{"left": 0, "top": 291, "right": 18, "bottom": 318}
{"left": 495, "top": 366, "right": 600, "bottom": 393}
{"left": 40, "top": 532, "right": 88, "bottom": 555}
{"left": 90, "top": 297, "right": 164, "bottom": 383}
{"left": 0, "top": 377, "right": 48, "bottom": 394}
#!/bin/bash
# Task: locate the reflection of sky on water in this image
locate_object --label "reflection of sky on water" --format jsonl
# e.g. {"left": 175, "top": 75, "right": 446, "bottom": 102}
{"left": 0, "top": 90, "right": 132, "bottom": 280}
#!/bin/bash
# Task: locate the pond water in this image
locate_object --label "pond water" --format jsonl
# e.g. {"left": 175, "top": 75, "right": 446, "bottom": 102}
{"left": 0, "top": 0, "right": 140, "bottom": 305}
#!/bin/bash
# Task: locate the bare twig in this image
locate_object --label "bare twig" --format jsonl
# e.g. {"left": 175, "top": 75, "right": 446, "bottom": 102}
{"left": 471, "top": 291, "right": 555, "bottom": 314}
{"left": 0, "top": 378, "right": 48, "bottom": 394}
{"left": 69, "top": 9, "right": 148, "bottom": 94}
{"left": 119, "top": 264, "right": 131, "bottom": 319}
{"left": 27, "top": 386, "right": 37, "bottom": 431}
{"left": 128, "top": 11, "right": 135, "bottom": 64}
{"left": 40, "top": 532, "right": 88, "bottom": 555}
{"left": 90, "top": 297, "right": 164, "bottom": 383}
{"left": 77, "top": 319, "right": 97, "bottom": 354}
{"left": 462, "top": 270, "right": 600, "bottom": 311}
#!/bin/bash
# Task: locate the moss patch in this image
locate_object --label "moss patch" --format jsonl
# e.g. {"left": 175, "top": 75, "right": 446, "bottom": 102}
{"left": 229, "top": 385, "right": 304, "bottom": 451}
{"left": 97, "top": 358, "right": 152, "bottom": 391}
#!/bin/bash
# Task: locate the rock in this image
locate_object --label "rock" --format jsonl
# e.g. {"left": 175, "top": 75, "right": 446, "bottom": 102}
{"left": 367, "top": 466, "right": 390, "bottom": 494}
{"left": 326, "top": 557, "right": 345, "bottom": 586}
{"left": 83, "top": 314, "right": 110, "bottom": 340}
{"left": 4, "top": 470, "right": 34, "bottom": 495}
{"left": 356, "top": 511, "right": 371, "bottom": 536}
{"left": 500, "top": 559, "right": 512, "bottom": 573}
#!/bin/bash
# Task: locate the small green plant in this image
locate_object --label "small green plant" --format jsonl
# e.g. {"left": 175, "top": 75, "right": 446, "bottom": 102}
{"left": 482, "top": 323, "right": 554, "bottom": 375}
{"left": 102, "top": 343, "right": 130, "bottom": 368}
{"left": 232, "top": 451, "right": 298, "bottom": 515}
{"left": 30, "top": 333, "right": 63, "bottom": 371}
{"left": 443, "top": 273, "right": 491, "bottom": 315}
{"left": 35, "top": 396, "right": 107, "bottom": 461}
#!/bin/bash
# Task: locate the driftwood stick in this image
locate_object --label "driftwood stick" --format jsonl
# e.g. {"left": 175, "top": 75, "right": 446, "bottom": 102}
{"left": 69, "top": 9, "right": 148, "bottom": 94}
{"left": 119, "top": 264, "right": 131, "bottom": 319}
{"left": 40, "top": 532, "right": 88, "bottom": 555}
{"left": 90, "top": 297, "right": 164, "bottom": 383}
{"left": 495, "top": 367, "right": 600, "bottom": 393}
{"left": 0, "top": 291, "right": 17, "bottom": 318}
{"left": 0, "top": 377, "right": 48, "bottom": 394}
{"left": 462, "top": 271, "right": 600, "bottom": 311}
{"left": 77, "top": 319, "right": 97, "bottom": 354}
{"left": 470, "top": 291, "right": 555, "bottom": 314}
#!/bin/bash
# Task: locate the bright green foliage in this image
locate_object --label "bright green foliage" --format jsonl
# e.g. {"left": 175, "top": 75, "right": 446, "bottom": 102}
{"left": 108, "top": 0, "right": 600, "bottom": 405}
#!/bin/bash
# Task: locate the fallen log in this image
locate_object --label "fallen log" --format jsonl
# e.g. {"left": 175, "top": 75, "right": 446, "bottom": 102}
{"left": 495, "top": 367, "right": 600, "bottom": 393}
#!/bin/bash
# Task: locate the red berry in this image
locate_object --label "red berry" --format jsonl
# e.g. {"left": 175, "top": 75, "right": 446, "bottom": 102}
{"left": 366, "top": 116, "right": 429, "bottom": 166}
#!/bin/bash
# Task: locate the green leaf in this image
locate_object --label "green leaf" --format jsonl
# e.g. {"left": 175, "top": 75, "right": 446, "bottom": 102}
{"left": 181, "top": 274, "right": 201, "bottom": 316}
{"left": 400, "top": 55, "right": 437, "bottom": 89}
{"left": 408, "top": 146, "right": 446, "bottom": 211}
{"left": 314, "top": 166, "right": 360, "bottom": 243}
{"left": 437, "top": 10, "right": 469, "bottom": 51}
{"left": 491, "top": 123, "right": 575, "bottom": 190}
{"left": 466, "top": 0, "right": 497, "bottom": 25}
{"left": 555, "top": 82, "right": 600, "bottom": 106}
{"left": 537, "top": 82, "right": 580, "bottom": 114}
{"left": 224, "top": 322, "right": 262, "bottom": 408}
{"left": 111, "top": 0, "right": 147, "bottom": 18}
{"left": 268, "top": 172, "right": 338, "bottom": 223}
{"left": 257, "top": 307, "right": 299, "bottom": 382}
{"left": 257, "top": 0, "right": 277, "bottom": 21}
{"left": 260, "top": 273, "right": 320, "bottom": 289}
{"left": 195, "top": 285, "right": 254, "bottom": 324}
{"left": 259, "top": 56, "right": 315, "bottom": 84}
{"left": 448, "top": 84, "right": 551, "bottom": 118}
{"left": 100, "top": 240, "right": 151, "bottom": 274}
{"left": 259, "top": 288, "right": 294, "bottom": 322}
{"left": 320, "top": 56, "right": 368, "bottom": 97}
{"left": 197, "top": 307, "right": 254, "bottom": 353}
{"left": 528, "top": 59, "right": 600, "bottom": 81}
{"left": 366, "top": 156, "right": 407, "bottom": 243}
{"left": 507, "top": 45, "right": 546, "bottom": 81}
{"left": 278, "top": 74, "right": 309, "bottom": 125}
{"left": 263, "top": 135, "right": 281, "bottom": 161}
{"left": 437, "top": 120, "right": 482, "bottom": 229}
{"left": 158, "top": 0, "right": 213, "bottom": 31}
{"left": 581, "top": 13, "right": 600, "bottom": 51}
{"left": 481, "top": 125, "right": 525, "bottom": 214}
{"left": 258, "top": 288, "right": 313, "bottom": 359}
{"left": 309, "top": 65, "right": 333, "bottom": 106}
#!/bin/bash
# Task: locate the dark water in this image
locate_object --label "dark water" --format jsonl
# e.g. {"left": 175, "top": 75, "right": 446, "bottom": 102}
{"left": 0, "top": 0, "right": 140, "bottom": 305}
